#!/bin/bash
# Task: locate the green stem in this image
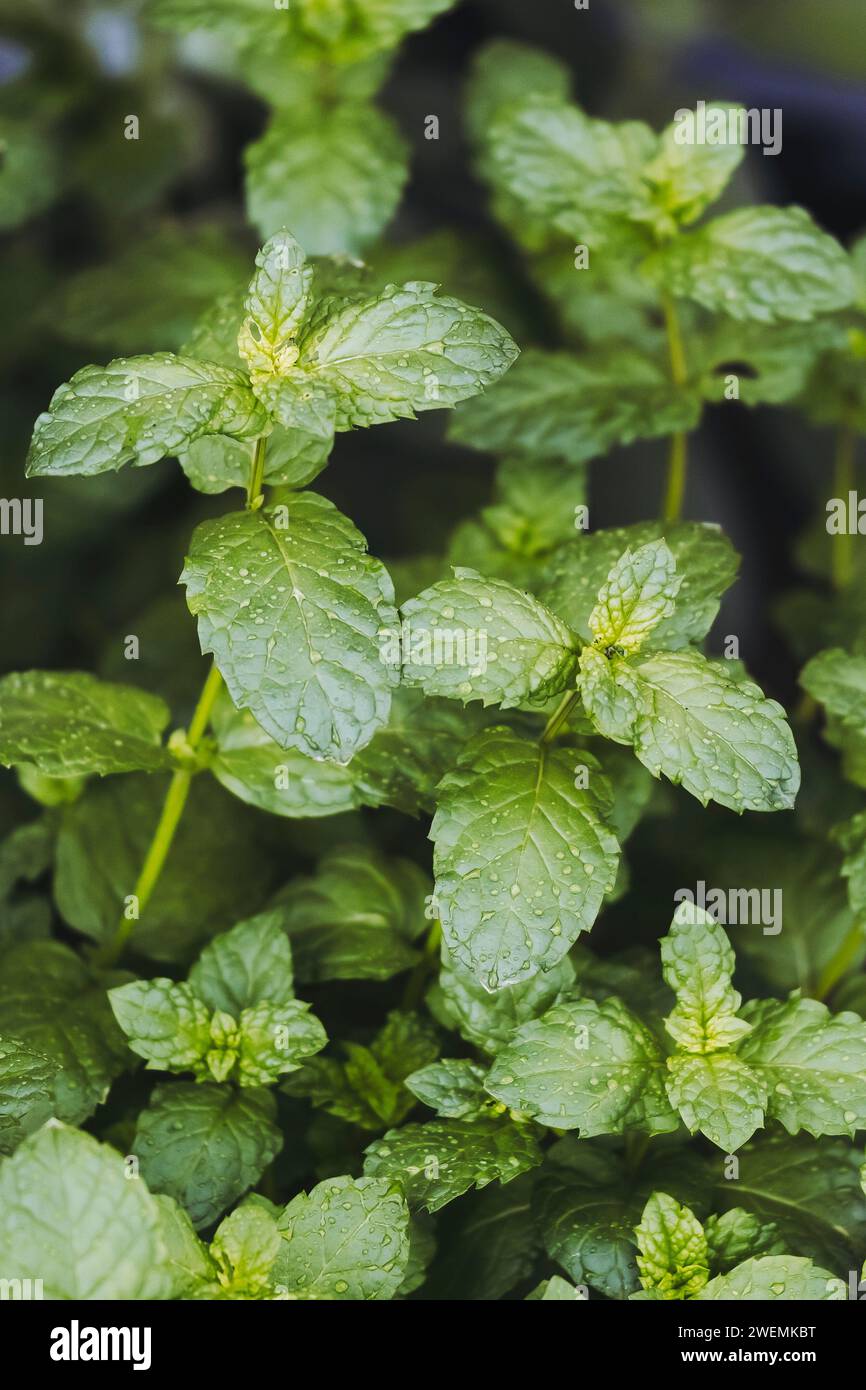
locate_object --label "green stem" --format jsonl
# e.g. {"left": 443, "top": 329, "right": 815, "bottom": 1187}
{"left": 814, "top": 923, "right": 866, "bottom": 1002}
{"left": 832, "top": 425, "right": 856, "bottom": 590}
{"left": 541, "top": 689, "right": 580, "bottom": 744}
{"left": 401, "top": 920, "right": 442, "bottom": 1010}
{"left": 661, "top": 291, "right": 689, "bottom": 524}
{"left": 246, "top": 435, "right": 268, "bottom": 509}
{"left": 93, "top": 661, "right": 224, "bottom": 968}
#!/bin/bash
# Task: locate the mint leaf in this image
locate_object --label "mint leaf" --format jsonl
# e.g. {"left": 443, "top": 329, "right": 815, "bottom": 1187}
{"left": 542, "top": 522, "right": 739, "bottom": 652}
{"left": 109, "top": 980, "right": 211, "bottom": 1073}
{"left": 135, "top": 1082, "right": 282, "bottom": 1229}
{"left": 635, "top": 1192, "right": 709, "bottom": 1299}
{"left": 737, "top": 996, "right": 866, "bottom": 1139}
{"left": 405, "top": 1059, "right": 489, "bottom": 1119}
{"left": 182, "top": 492, "right": 398, "bottom": 761}
{"left": 246, "top": 104, "right": 407, "bottom": 256}
{"left": 272, "top": 844, "right": 428, "bottom": 983}
{"left": 431, "top": 729, "right": 620, "bottom": 990}
{"left": 272, "top": 1175, "right": 410, "bottom": 1300}
{"left": 400, "top": 569, "right": 579, "bottom": 708}
{"left": 665, "top": 1053, "right": 766, "bottom": 1152}
{"left": 654, "top": 207, "right": 855, "bottom": 323}
{"left": 363, "top": 1116, "right": 542, "bottom": 1212}
{"left": 660, "top": 903, "right": 751, "bottom": 1052}
{"left": 238, "top": 230, "right": 313, "bottom": 383}
{"left": 26, "top": 354, "right": 268, "bottom": 477}
{"left": 0, "top": 1124, "right": 173, "bottom": 1299}
{"left": 704, "top": 1209, "right": 784, "bottom": 1272}
{"left": 235, "top": 1000, "right": 327, "bottom": 1085}
{"left": 484, "top": 998, "right": 679, "bottom": 1137}
{"left": 644, "top": 104, "right": 745, "bottom": 227}
{"left": 187, "top": 912, "right": 294, "bottom": 1014}
{"left": 448, "top": 349, "right": 700, "bottom": 464}
{"left": 210, "top": 1201, "right": 281, "bottom": 1296}
{"left": 296, "top": 281, "right": 519, "bottom": 429}
{"left": 0, "top": 941, "right": 128, "bottom": 1124}
{"left": 0, "top": 671, "right": 170, "bottom": 778}
{"left": 0, "top": 1035, "right": 57, "bottom": 1154}
{"left": 588, "top": 540, "right": 681, "bottom": 654}
{"left": 180, "top": 421, "right": 331, "bottom": 495}
{"left": 695, "top": 1255, "right": 845, "bottom": 1301}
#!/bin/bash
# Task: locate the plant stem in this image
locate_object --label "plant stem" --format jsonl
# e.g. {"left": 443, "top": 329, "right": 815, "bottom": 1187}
{"left": 246, "top": 435, "right": 267, "bottom": 508}
{"left": 832, "top": 425, "right": 856, "bottom": 590}
{"left": 401, "top": 920, "right": 442, "bottom": 1010}
{"left": 814, "top": 923, "right": 866, "bottom": 1002}
{"left": 661, "top": 291, "right": 689, "bottom": 524}
{"left": 93, "top": 661, "right": 224, "bottom": 968}
{"left": 541, "top": 689, "right": 580, "bottom": 744}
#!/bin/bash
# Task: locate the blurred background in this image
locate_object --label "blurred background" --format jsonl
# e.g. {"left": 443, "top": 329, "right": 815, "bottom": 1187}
{"left": 2, "top": 0, "right": 865, "bottom": 950}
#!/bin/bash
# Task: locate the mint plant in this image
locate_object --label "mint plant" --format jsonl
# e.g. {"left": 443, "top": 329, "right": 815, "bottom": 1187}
{"left": 2, "top": 13, "right": 866, "bottom": 1306}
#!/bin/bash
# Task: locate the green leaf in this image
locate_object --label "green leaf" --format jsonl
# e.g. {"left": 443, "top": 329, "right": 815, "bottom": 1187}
{"left": 421, "top": 1173, "right": 539, "bottom": 1300}
{"left": 182, "top": 493, "right": 398, "bottom": 762}
{"left": 644, "top": 104, "right": 745, "bottom": 227}
{"left": 109, "top": 980, "right": 211, "bottom": 1073}
{"left": 188, "top": 912, "right": 295, "bottom": 1014}
{"left": 660, "top": 903, "right": 751, "bottom": 1052}
{"left": 635, "top": 1192, "right": 709, "bottom": 1298}
{"left": 428, "top": 948, "right": 575, "bottom": 1055}
{"left": 577, "top": 644, "right": 645, "bottom": 744}
{"left": 484, "top": 94, "right": 657, "bottom": 245}
{"left": 448, "top": 348, "right": 700, "bottom": 465}
{"left": 363, "top": 1116, "right": 542, "bottom": 1212}
{"left": 465, "top": 40, "right": 571, "bottom": 149}
{"left": 0, "top": 1034, "right": 58, "bottom": 1154}
{"left": 484, "top": 998, "right": 679, "bottom": 1137}
{"left": 235, "top": 1000, "right": 327, "bottom": 1086}
{"left": 153, "top": 1194, "right": 217, "bottom": 1298}
{"left": 54, "top": 774, "right": 274, "bottom": 961}
{"left": 653, "top": 207, "right": 855, "bottom": 323}
{"left": 542, "top": 522, "right": 739, "bottom": 652}
{"left": 0, "top": 671, "right": 170, "bottom": 777}
{"left": 134, "top": 1082, "right": 282, "bottom": 1229}
{"left": 0, "top": 1123, "right": 174, "bottom": 1299}
{"left": 26, "top": 354, "right": 269, "bottom": 478}
{"left": 272, "top": 1175, "right": 410, "bottom": 1300}
{"left": 801, "top": 647, "right": 866, "bottom": 729}
{"left": 588, "top": 540, "right": 681, "bottom": 655}
{"left": 405, "top": 1059, "right": 489, "bottom": 1119}
{"left": 209, "top": 687, "right": 359, "bottom": 819}
{"left": 695, "top": 1255, "right": 845, "bottom": 1301}
{"left": 590, "top": 648, "right": 800, "bottom": 813}
{"left": 400, "top": 569, "right": 579, "bottom": 708}
{"left": 665, "top": 1053, "right": 766, "bottom": 1152}
{"left": 708, "top": 1133, "right": 866, "bottom": 1273}
{"left": 527, "top": 1275, "right": 585, "bottom": 1300}
{"left": 0, "top": 941, "right": 129, "bottom": 1124}
{"left": 737, "top": 996, "right": 866, "bottom": 1139}
{"left": 238, "top": 230, "right": 313, "bottom": 382}
{"left": 704, "top": 1209, "right": 784, "bottom": 1272}
{"left": 482, "top": 455, "right": 588, "bottom": 558}
{"left": 271, "top": 844, "right": 428, "bottom": 983}
{"left": 211, "top": 1201, "right": 281, "bottom": 1295}
{"left": 431, "top": 728, "right": 620, "bottom": 990}
{"left": 348, "top": 687, "right": 483, "bottom": 817}
{"left": 296, "top": 280, "right": 519, "bottom": 429}
{"left": 245, "top": 103, "right": 407, "bottom": 256}
{"left": 0, "top": 117, "right": 59, "bottom": 231}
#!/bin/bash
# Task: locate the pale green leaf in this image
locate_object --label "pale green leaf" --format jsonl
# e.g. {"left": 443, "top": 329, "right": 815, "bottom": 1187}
{"left": 644, "top": 104, "right": 745, "bottom": 227}
{"left": 108, "top": 979, "right": 211, "bottom": 1073}
{"left": 235, "top": 1000, "right": 327, "bottom": 1085}
{"left": 588, "top": 540, "right": 681, "bottom": 654}
{"left": 0, "top": 1034, "right": 58, "bottom": 1154}
{"left": 238, "top": 230, "right": 313, "bottom": 381}
{"left": 665, "top": 1053, "right": 766, "bottom": 1152}
{"left": 635, "top": 1192, "right": 709, "bottom": 1298}
{"left": 182, "top": 492, "right": 398, "bottom": 762}
{"left": 26, "top": 354, "right": 268, "bottom": 478}
{"left": 695, "top": 1255, "right": 845, "bottom": 1301}
{"left": 0, "top": 1124, "right": 173, "bottom": 1299}
{"left": 399, "top": 569, "right": 579, "bottom": 708}
{"left": 273, "top": 1175, "right": 410, "bottom": 1300}
{"left": 431, "top": 728, "right": 620, "bottom": 990}
{"left": 653, "top": 207, "right": 854, "bottom": 323}
{"left": 484, "top": 998, "right": 679, "bottom": 1137}
{"left": 428, "top": 948, "right": 575, "bottom": 1055}
{"left": 188, "top": 912, "right": 295, "bottom": 1014}
{"left": 405, "top": 1058, "right": 489, "bottom": 1119}
{"left": 211, "top": 1201, "right": 281, "bottom": 1295}
{"left": 660, "top": 903, "right": 751, "bottom": 1052}
{"left": 704, "top": 1209, "right": 784, "bottom": 1272}
{"left": 297, "top": 280, "right": 519, "bottom": 429}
